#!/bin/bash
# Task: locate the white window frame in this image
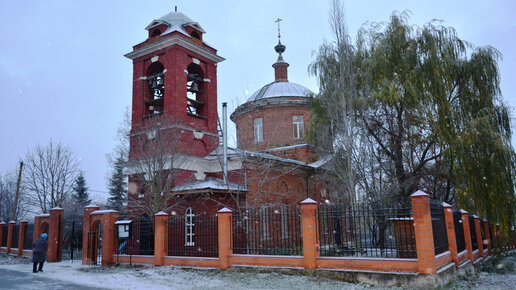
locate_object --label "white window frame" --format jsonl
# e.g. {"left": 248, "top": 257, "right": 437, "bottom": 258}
{"left": 293, "top": 115, "right": 304, "bottom": 139}
{"left": 185, "top": 207, "right": 195, "bottom": 246}
{"left": 260, "top": 207, "right": 269, "bottom": 240}
{"left": 254, "top": 117, "right": 263, "bottom": 143}
{"left": 280, "top": 205, "right": 288, "bottom": 239}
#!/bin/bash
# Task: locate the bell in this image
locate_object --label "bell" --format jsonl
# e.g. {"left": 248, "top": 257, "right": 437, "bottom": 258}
{"left": 188, "top": 82, "right": 200, "bottom": 93}
{"left": 187, "top": 73, "right": 197, "bottom": 82}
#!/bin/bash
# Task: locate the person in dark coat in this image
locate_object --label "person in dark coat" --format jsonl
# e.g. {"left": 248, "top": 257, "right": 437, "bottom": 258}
{"left": 32, "top": 233, "right": 48, "bottom": 273}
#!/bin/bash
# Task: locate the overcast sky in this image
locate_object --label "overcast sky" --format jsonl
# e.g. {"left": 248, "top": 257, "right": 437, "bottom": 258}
{"left": 1, "top": 0, "right": 515, "bottom": 202}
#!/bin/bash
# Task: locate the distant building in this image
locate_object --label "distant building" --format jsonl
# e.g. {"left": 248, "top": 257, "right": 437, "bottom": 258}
{"left": 125, "top": 9, "right": 333, "bottom": 218}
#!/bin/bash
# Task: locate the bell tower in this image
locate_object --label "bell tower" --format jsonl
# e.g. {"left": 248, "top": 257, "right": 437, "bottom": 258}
{"left": 125, "top": 9, "right": 224, "bottom": 157}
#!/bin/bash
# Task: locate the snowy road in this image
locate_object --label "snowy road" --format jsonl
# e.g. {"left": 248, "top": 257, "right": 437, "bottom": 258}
{"left": 0, "top": 267, "right": 100, "bottom": 289}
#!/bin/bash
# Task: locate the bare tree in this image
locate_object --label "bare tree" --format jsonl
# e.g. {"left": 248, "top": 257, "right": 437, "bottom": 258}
{"left": 126, "top": 115, "right": 197, "bottom": 218}
{"left": 22, "top": 141, "right": 80, "bottom": 213}
{"left": 309, "top": 0, "right": 359, "bottom": 203}
{"left": 0, "top": 173, "right": 29, "bottom": 222}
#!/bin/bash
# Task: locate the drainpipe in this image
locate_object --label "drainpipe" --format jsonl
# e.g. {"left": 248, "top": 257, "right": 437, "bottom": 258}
{"left": 222, "top": 102, "right": 228, "bottom": 185}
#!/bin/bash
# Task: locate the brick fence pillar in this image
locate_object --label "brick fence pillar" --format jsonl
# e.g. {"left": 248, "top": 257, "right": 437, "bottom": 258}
{"left": 460, "top": 210, "right": 474, "bottom": 263}
{"left": 47, "top": 207, "right": 64, "bottom": 262}
{"left": 7, "top": 221, "right": 15, "bottom": 254}
{"left": 82, "top": 205, "right": 100, "bottom": 265}
{"left": 218, "top": 207, "right": 232, "bottom": 269}
{"left": 483, "top": 219, "right": 491, "bottom": 255}
{"left": 154, "top": 211, "right": 169, "bottom": 266}
{"left": 411, "top": 191, "right": 436, "bottom": 274}
{"left": 0, "top": 222, "right": 5, "bottom": 251}
{"left": 442, "top": 202, "right": 458, "bottom": 266}
{"left": 18, "top": 221, "right": 28, "bottom": 255}
{"left": 473, "top": 216, "right": 484, "bottom": 257}
{"left": 301, "top": 198, "right": 318, "bottom": 269}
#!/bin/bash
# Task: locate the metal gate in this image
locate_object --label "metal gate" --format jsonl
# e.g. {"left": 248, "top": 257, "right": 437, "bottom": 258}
{"left": 86, "top": 223, "right": 102, "bottom": 265}
{"left": 62, "top": 220, "right": 83, "bottom": 262}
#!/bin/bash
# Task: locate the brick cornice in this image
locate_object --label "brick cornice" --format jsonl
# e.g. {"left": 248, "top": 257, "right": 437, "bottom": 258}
{"left": 125, "top": 35, "right": 225, "bottom": 63}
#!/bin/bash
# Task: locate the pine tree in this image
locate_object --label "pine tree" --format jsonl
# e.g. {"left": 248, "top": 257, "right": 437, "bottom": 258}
{"left": 72, "top": 172, "right": 91, "bottom": 208}
{"left": 107, "top": 154, "right": 127, "bottom": 213}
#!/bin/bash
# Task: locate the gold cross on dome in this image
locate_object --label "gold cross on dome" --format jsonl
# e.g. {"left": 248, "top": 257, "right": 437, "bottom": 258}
{"left": 275, "top": 18, "right": 283, "bottom": 39}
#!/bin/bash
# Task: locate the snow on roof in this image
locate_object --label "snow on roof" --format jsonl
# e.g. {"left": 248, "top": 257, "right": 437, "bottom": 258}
{"left": 36, "top": 214, "right": 50, "bottom": 217}
{"left": 307, "top": 154, "right": 333, "bottom": 169}
{"left": 91, "top": 209, "right": 118, "bottom": 215}
{"left": 161, "top": 24, "right": 190, "bottom": 37}
{"left": 247, "top": 81, "right": 312, "bottom": 102}
{"left": 172, "top": 177, "right": 246, "bottom": 192}
{"left": 146, "top": 11, "right": 206, "bottom": 33}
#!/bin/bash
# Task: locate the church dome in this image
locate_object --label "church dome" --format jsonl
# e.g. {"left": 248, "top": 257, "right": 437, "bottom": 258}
{"left": 146, "top": 11, "right": 206, "bottom": 33}
{"left": 247, "top": 81, "right": 312, "bottom": 102}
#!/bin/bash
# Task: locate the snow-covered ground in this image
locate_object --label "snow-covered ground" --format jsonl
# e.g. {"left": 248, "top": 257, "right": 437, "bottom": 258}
{"left": 0, "top": 252, "right": 515, "bottom": 289}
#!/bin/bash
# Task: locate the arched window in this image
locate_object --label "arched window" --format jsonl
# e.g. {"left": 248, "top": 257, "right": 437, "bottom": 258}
{"left": 145, "top": 62, "right": 165, "bottom": 116}
{"left": 186, "top": 63, "right": 205, "bottom": 118}
{"left": 260, "top": 207, "right": 269, "bottom": 240}
{"left": 185, "top": 207, "right": 194, "bottom": 246}
{"left": 280, "top": 204, "right": 289, "bottom": 239}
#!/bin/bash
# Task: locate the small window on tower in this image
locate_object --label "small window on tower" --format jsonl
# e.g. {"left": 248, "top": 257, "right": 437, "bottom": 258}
{"left": 293, "top": 115, "right": 304, "bottom": 139}
{"left": 191, "top": 31, "right": 200, "bottom": 40}
{"left": 151, "top": 29, "right": 161, "bottom": 37}
{"left": 254, "top": 118, "right": 263, "bottom": 143}
{"left": 145, "top": 62, "right": 165, "bottom": 117}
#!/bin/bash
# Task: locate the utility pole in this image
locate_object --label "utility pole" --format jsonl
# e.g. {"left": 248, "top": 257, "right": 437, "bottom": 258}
{"left": 11, "top": 161, "right": 23, "bottom": 221}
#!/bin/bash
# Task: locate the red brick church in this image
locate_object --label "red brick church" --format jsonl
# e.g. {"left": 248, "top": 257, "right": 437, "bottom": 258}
{"left": 124, "top": 9, "right": 333, "bottom": 217}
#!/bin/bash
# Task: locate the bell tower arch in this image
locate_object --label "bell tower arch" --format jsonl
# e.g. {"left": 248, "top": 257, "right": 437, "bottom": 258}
{"left": 125, "top": 9, "right": 224, "bottom": 157}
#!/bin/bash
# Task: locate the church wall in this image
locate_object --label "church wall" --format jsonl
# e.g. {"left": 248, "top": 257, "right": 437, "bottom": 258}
{"left": 235, "top": 104, "right": 311, "bottom": 151}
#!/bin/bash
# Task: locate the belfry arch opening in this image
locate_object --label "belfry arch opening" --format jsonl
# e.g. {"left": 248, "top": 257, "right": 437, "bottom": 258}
{"left": 186, "top": 63, "right": 205, "bottom": 118}
{"left": 145, "top": 62, "right": 165, "bottom": 117}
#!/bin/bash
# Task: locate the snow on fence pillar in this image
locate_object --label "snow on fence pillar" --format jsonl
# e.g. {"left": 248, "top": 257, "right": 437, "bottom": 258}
{"left": 483, "top": 219, "right": 491, "bottom": 255}
{"left": 460, "top": 210, "right": 474, "bottom": 263}
{"left": 48, "top": 207, "right": 64, "bottom": 262}
{"left": 301, "top": 198, "right": 318, "bottom": 269}
{"left": 82, "top": 204, "right": 100, "bottom": 265}
{"left": 473, "top": 216, "right": 484, "bottom": 257}
{"left": 0, "top": 222, "right": 5, "bottom": 252}
{"left": 442, "top": 202, "right": 458, "bottom": 266}
{"left": 7, "top": 221, "right": 15, "bottom": 254}
{"left": 218, "top": 207, "right": 232, "bottom": 269}
{"left": 18, "top": 221, "right": 28, "bottom": 255}
{"left": 154, "top": 211, "right": 169, "bottom": 266}
{"left": 411, "top": 191, "right": 436, "bottom": 274}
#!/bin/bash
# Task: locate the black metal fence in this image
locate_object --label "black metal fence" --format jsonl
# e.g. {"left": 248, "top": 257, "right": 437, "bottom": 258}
{"left": 1, "top": 226, "right": 6, "bottom": 247}
{"left": 318, "top": 203, "right": 416, "bottom": 258}
{"left": 168, "top": 214, "right": 218, "bottom": 257}
{"left": 124, "top": 217, "right": 154, "bottom": 256}
{"left": 11, "top": 224, "right": 19, "bottom": 249}
{"left": 453, "top": 210, "right": 466, "bottom": 253}
{"left": 62, "top": 220, "right": 83, "bottom": 261}
{"left": 430, "top": 200, "right": 449, "bottom": 255}
{"left": 23, "top": 223, "right": 34, "bottom": 250}
{"left": 232, "top": 206, "right": 303, "bottom": 256}
{"left": 468, "top": 215, "right": 478, "bottom": 251}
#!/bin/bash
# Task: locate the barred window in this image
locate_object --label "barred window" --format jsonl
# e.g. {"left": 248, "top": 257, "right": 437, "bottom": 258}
{"left": 185, "top": 207, "right": 195, "bottom": 246}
